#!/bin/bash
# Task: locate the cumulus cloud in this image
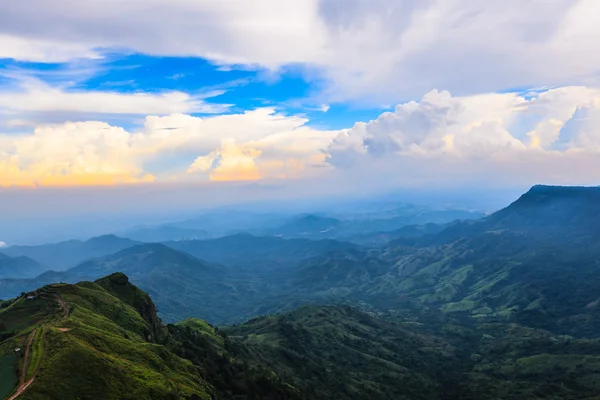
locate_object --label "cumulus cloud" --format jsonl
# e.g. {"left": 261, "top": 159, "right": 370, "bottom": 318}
{"left": 0, "top": 109, "right": 338, "bottom": 187}
{"left": 188, "top": 139, "right": 263, "bottom": 182}
{"left": 327, "top": 86, "right": 600, "bottom": 185}
{"left": 3, "top": 86, "right": 600, "bottom": 190}
{"left": 0, "top": 121, "right": 155, "bottom": 187}
{"left": 1, "top": 1, "right": 600, "bottom": 102}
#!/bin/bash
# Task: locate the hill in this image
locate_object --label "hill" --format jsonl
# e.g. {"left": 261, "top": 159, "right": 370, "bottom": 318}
{"left": 3, "top": 273, "right": 600, "bottom": 399}
{"left": 0, "top": 273, "right": 300, "bottom": 400}
{"left": 284, "top": 186, "right": 600, "bottom": 338}
{"left": 1, "top": 235, "right": 139, "bottom": 271}
{"left": 67, "top": 244, "right": 250, "bottom": 323}
{"left": 224, "top": 305, "right": 459, "bottom": 400}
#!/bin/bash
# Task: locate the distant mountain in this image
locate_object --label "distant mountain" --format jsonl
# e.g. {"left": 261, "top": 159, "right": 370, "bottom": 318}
{"left": 0, "top": 254, "right": 44, "bottom": 279}
{"left": 0, "top": 238, "right": 360, "bottom": 323}
{"left": 351, "top": 222, "right": 446, "bottom": 246}
{"left": 5, "top": 185, "right": 600, "bottom": 332}
{"left": 289, "top": 185, "right": 600, "bottom": 337}
{"left": 414, "top": 185, "right": 600, "bottom": 246}
{"left": 121, "top": 226, "right": 213, "bottom": 242}
{"left": 70, "top": 243, "right": 215, "bottom": 277}
{"left": 164, "top": 233, "right": 360, "bottom": 269}
{"left": 264, "top": 214, "right": 342, "bottom": 238}
{"left": 486, "top": 185, "right": 600, "bottom": 237}
{"left": 260, "top": 210, "right": 484, "bottom": 241}
{"left": 1, "top": 235, "right": 140, "bottom": 270}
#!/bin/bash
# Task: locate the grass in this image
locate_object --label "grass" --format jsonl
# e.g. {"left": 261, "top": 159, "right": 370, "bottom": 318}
{"left": 0, "top": 277, "right": 212, "bottom": 400}
{"left": 25, "top": 326, "right": 45, "bottom": 380}
{"left": 176, "top": 318, "right": 224, "bottom": 347}
{"left": 0, "top": 354, "right": 18, "bottom": 399}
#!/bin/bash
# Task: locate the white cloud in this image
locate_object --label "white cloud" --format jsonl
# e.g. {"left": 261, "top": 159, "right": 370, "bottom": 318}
{"left": 0, "top": 34, "right": 101, "bottom": 63}
{"left": 327, "top": 86, "right": 600, "bottom": 185}
{"left": 3, "top": 85, "right": 600, "bottom": 190}
{"left": 1, "top": 1, "right": 600, "bottom": 102}
{"left": 0, "top": 78, "right": 228, "bottom": 122}
{"left": 0, "top": 241, "right": 7, "bottom": 248}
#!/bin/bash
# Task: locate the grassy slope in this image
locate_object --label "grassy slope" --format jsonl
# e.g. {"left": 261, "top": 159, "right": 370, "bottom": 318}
{"left": 0, "top": 273, "right": 210, "bottom": 400}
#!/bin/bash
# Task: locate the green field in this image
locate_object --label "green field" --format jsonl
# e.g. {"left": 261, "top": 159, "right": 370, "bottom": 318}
{"left": 0, "top": 353, "right": 18, "bottom": 399}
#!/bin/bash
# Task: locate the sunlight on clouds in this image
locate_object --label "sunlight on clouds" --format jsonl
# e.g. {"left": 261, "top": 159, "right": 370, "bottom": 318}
{"left": 0, "top": 121, "right": 154, "bottom": 187}
{"left": 188, "top": 139, "right": 263, "bottom": 182}
{"left": 0, "top": 109, "right": 336, "bottom": 187}
{"left": 4, "top": 86, "right": 600, "bottom": 189}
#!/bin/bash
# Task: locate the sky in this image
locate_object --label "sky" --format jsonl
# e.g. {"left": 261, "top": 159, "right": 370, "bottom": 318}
{"left": 2, "top": 0, "right": 600, "bottom": 227}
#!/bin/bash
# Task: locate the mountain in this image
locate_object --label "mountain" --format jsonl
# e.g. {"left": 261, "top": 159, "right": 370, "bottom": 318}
{"left": 67, "top": 244, "right": 252, "bottom": 323}
{"left": 260, "top": 210, "right": 484, "bottom": 241}
{"left": 350, "top": 222, "right": 446, "bottom": 246}
{"left": 164, "top": 234, "right": 360, "bottom": 270}
{"left": 4, "top": 271, "right": 600, "bottom": 399}
{"left": 225, "top": 305, "right": 459, "bottom": 400}
{"left": 0, "top": 254, "right": 44, "bottom": 280}
{"left": 1, "top": 235, "right": 140, "bottom": 270}
{"left": 264, "top": 215, "right": 342, "bottom": 238}
{"left": 413, "top": 185, "right": 600, "bottom": 246}
{"left": 0, "top": 273, "right": 299, "bottom": 400}
{"left": 121, "top": 226, "right": 213, "bottom": 243}
{"left": 284, "top": 186, "right": 600, "bottom": 337}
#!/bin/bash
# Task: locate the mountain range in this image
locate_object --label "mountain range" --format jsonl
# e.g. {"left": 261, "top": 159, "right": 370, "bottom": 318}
{"left": 3, "top": 185, "right": 600, "bottom": 398}
{"left": 0, "top": 235, "right": 139, "bottom": 271}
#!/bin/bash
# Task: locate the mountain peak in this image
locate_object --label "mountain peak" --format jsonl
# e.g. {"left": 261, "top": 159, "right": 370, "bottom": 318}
{"left": 483, "top": 185, "right": 600, "bottom": 237}
{"left": 85, "top": 234, "right": 133, "bottom": 245}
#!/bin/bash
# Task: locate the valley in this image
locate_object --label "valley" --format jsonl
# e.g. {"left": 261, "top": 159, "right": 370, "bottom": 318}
{"left": 2, "top": 186, "right": 600, "bottom": 398}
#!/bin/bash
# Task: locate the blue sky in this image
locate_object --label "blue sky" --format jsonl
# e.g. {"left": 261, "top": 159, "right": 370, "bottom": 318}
{"left": 0, "top": 0, "right": 599, "bottom": 223}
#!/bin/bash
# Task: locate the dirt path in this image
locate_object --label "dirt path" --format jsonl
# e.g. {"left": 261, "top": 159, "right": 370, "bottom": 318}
{"left": 56, "top": 295, "right": 68, "bottom": 319}
{"left": 19, "top": 329, "right": 36, "bottom": 386}
{"left": 6, "top": 296, "right": 69, "bottom": 399}
{"left": 6, "top": 328, "right": 37, "bottom": 400}
{"left": 6, "top": 377, "right": 35, "bottom": 400}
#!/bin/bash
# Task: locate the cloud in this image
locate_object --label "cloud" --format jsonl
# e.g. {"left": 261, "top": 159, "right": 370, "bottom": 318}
{"left": 0, "top": 78, "right": 229, "bottom": 124}
{"left": 3, "top": 85, "right": 600, "bottom": 190}
{"left": 0, "top": 34, "right": 101, "bottom": 62}
{"left": 327, "top": 86, "right": 600, "bottom": 185}
{"left": 188, "top": 139, "right": 263, "bottom": 181}
{"left": 0, "top": 121, "right": 155, "bottom": 187}
{"left": 0, "top": 109, "right": 338, "bottom": 187}
{"left": 1, "top": 1, "right": 600, "bottom": 102}
{"left": 0, "top": 241, "right": 7, "bottom": 248}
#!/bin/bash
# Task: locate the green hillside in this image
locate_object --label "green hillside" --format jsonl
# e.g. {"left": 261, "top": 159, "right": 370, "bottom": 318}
{"left": 0, "top": 273, "right": 297, "bottom": 400}
{"left": 3, "top": 272, "right": 600, "bottom": 399}
{"left": 225, "top": 305, "right": 459, "bottom": 400}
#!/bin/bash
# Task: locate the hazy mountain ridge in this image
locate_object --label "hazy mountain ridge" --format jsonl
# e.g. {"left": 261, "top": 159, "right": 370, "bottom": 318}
{"left": 0, "top": 254, "right": 44, "bottom": 280}
{"left": 3, "top": 185, "right": 600, "bottom": 331}
{"left": 1, "top": 235, "right": 140, "bottom": 271}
